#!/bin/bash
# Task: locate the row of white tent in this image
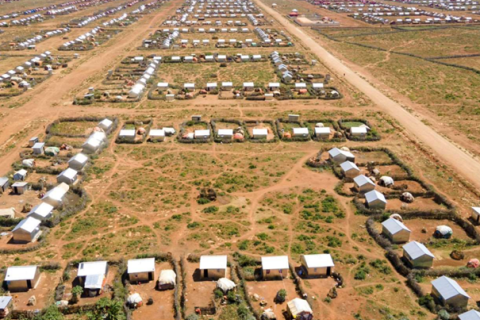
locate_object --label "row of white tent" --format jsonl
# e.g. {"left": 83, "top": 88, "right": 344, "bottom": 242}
{"left": 0, "top": 51, "right": 53, "bottom": 87}
{"left": 166, "top": 53, "right": 262, "bottom": 62}
{"left": 46, "top": 5, "right": 78, "bottom": 15}
{"left": 15, "top": 28, "right": 70, "bottom": 49}
{"left": 164, "top": 19, "right": 247, "bottom": 26}
{"left": 128, "top": 59, "right": 160, "bottom": 98}
{"left": 185, "top": 8, "right": 256, "bottom": 13}
{"left": 0, "top": 0, "right": 114, "bottom": 22}
{"left": 161, "top": 26, "right": 250, "bottom": 32}
{"left": 355, "top": 12, "right": 474, "bottom": 23}
{"left": 392, "top": 0, "right": 478, "bottom": 4}
{"left": 102, "top": 13, "right": 129, "bottom": 27}
{"left": 62, "top": 26, "right": 103, "bottom": 49}
{"left": 11, "top": 119, "right": 114, "bottom": 243}
{"left": 72, "top": 2, "right": 130, "bottom": 27}
{"left": 10, "top": 14, "right": 44, "bottom": 26}
{"left": 156, "top": 81, "right": 323, "bottom": 90}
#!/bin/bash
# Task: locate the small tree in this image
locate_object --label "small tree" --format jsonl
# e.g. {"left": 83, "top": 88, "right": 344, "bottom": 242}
{"left": 437, "top": 309, "right": 450, "bottom": 320}
{"left": 71, "top": 286, "right": 83, "bottom": 304}
{"left": 227, "top": 290, "right": 236, "bottom": 303}
{"left": 186, "top": 314, "right": 199, "bottom": 320}
{"left": 214, "top": 289, "right": 224, "bottom": 299}
{"left": 237, "top": 304, "right": 249, "bottom": 319}
{"left": 276, "top": 289, "right": 287, "bottom": 303}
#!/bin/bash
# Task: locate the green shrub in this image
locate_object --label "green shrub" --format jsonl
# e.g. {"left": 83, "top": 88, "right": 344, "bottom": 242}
{"left": 276, "top": 289, "right": 287, "bottom": 303}
{"left": 215, "top": 288, "right": 224, "bottom": 299}
{"left": 354, "top": 270, "right": 367, "bottom": 280}
{"left": 197, "top": 198, "right": 210, "bottom": 205}
{"left": 203, "top": 206, "right": 219, "bottom": 214}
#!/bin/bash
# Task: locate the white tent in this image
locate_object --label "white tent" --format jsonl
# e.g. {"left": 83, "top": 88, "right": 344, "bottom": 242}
{"left": 380, "top": 176, "right": 394, "bottom": 186}
{"left": 159, "top": 270, "right": 176, "bottom": 286}
{"left": 127, "top": 293, "right": 142, "bottom": 305}
{"left": 217, "top": 277, "right": 236, "bottom": 292}
{"left": 287, "top": 298, "right": 312, "bottom": 317}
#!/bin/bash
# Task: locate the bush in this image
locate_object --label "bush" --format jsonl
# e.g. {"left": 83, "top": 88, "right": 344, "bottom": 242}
{"left": 354, "top": 270, "right": 367, "bottom": 280}
{"left": 437, "top": 309, "right": 450, "bottom": 320}
{"left": 237, "top": 304, "right": 249, "bottom": 319}
{"left": 418, "top": 294, "right": 435, "bottom": 311}
{"left": 237, "top": 254, "right": 259, "bottom": 267}
{"left": 197, "top": 198, "right": 210, "bottom": 205}
{"left": 215, "top": 289, "right": 224, "bottom": 299}
{"left": 202, "top": 206, "right": 219, "bottom": 214}
{"left": 227, "top": 290, "right": 236, "bottom": 303}
{"left": 276, "top": 289, "right": 287, "bottom": 303}
{"left": 186, "top": 314, "right": 199, "bottom": 320}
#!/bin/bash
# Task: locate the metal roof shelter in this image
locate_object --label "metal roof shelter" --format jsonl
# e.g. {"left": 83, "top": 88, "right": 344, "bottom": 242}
{"left": 28, "top": 202, "right": 54, "bottom": 220}
{"left": 128, "top": 258, "right": 155, "bottom": 274}
{"left": 382, "top": 218, "right": 411, "bottom": 235}
{"left": 340, "top": 161, "right": 359, "bottom": 172}
{"left": 403, "top": 241, "right": 434, "bottom": 260}
{"left": 5, "top": 265, "right": 38, "bottom": 281}
{"left": 431, "top": 276, "right": 470, "bottom": 300}
{"left": 200, "top": 255, "right": 227, "bottom": 270}
{"left": 287, "top": 298, "right": 312, "bottom": 316}
{"left": 354, "top": 175, "right": 375, "bottom": 188}
{"left": 78, "top": 261, "right": 108, "bottom": 277}
{"left": 262, "top": 256, "right": 289, "bottom": 270}
{"left": 365, "top": 190, "right": 387, "bottom": 204}
{"left": 459, "top": 310, "right": 480, "bottom": 320}
{"left": 302, "top": 254, "right": 334, "bottom": 268}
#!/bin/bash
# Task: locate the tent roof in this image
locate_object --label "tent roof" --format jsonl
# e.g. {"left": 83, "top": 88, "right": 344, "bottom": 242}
{"left": 29, "top": 202, "right": 54, "bottom": 218}
{"left": 365, "top": 190, "right": 387, "bottom": 204}
{"left": 293, "top": 127, "right": 308, "bottom": 134}
{"left": 217, "top": 277, "right": 236, "bottom": 291}
{"left": 382, "top": 218, "right": 411, "bottom": 234}
{"left": 78, "top": 261, "right": 108, "bottom": 277}
{"left": 432, "top": 276, "right": 470, "bottom": 300}
{"left": 287, "top": 298, "right": 312, "bottom": 315}
{"left": 0, "top": 296, "right": 12, "bottom": 309}
{"left": 403, "top": 241, "right": 434, "bottom": 260}
{"left": 13, "top": 217, "right": 41, "bottom": 233}
{"left": 328, "top": 147, "right": 354, "bottom": 159}
{"left": 340, "top": 161, "right": 359, "bottom": 172}
{"left": 58, "top": 168, "right": 78, "bottom": 180}
{"left": 5, "top": 265, "right": 38, "bottom": 281}
{"left": 150, "top": 129, "right": 165, "bottom": 136}
{"left": 128, "top": 258, "right": 155, "bottom": 274}
{"left": 200, "top": 255, "right": 227, "bottom": 270}
{"left": 85, "top": 274, "right": 104, "bottom": 289}
{"left": 354, "top": 175, "right": 375, "bottom": 187}
{"left": 303, "top": 254, "right": 334, "bottom": 268}
{"left": 459, "top": 310, "right": 480, "bottom": 320}
{"left": 472, "top": 207, "right": 480, "bottom": 216}
{"left": 253, "top": 128, "right": 268, "bottom": 135}
{"left": 262, "top": 256, "right": 288, "bottom": 270}
{"left": 159, "top": 270, "right": 176, "bottom": 285}
{"left": 42, "top": 183, "right": 69, "bottom": 202}
{"left": 69, "top": 153, "right": 88, "bottom": 164}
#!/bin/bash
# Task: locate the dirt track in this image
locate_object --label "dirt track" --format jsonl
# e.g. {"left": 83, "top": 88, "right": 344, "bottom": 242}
{"left": 256, "top": 0, "right": 480, "bottom": 190}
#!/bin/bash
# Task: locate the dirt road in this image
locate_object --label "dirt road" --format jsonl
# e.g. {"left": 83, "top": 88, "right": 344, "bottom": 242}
{"left": 256, "top": 0, "right": 480, "bottom": 190}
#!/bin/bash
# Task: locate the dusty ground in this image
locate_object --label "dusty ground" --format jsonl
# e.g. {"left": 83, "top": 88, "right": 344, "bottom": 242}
{"left": 130, "top": 262, "right": 176, "bottom": 320}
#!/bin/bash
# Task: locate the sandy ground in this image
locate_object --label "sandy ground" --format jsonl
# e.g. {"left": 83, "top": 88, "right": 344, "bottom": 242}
{"left": 245, "top": 277, "right": 299, "bottom": 319}
{"left": 130, "top": 262, "right": 176, "bottom": 320}
{"left": 9, "top": 272, "right": 60, "bottom": 311}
